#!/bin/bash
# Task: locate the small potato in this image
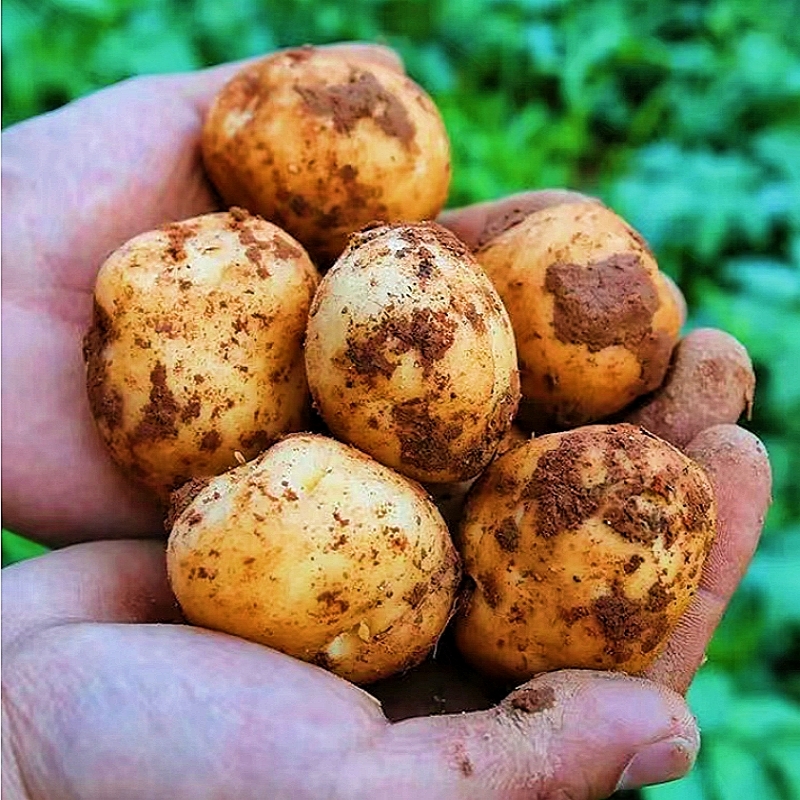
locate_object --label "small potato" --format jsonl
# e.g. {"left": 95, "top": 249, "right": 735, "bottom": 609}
{"left": 476, "top": 203, "right": 682, "bottom": 429}
{"left": 167, "top": 434, "right": 460, "bottom": 685}
{"left": 84, "top": 209, "right": 319, "bottom": 497}
{"left": 455, "top": 424, "right": 716, "bottom": 680}
{"left": 623, "top": 328, "right": 755, "bottom": 449}
{"left": 305, "top": 222, "right": 521, "bottom": 483}
{"left": 202, "top": 47, "right": 451, "bottom": 266}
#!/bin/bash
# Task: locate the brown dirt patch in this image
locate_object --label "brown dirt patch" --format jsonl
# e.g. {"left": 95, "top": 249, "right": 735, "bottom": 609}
{"left": 295, "top": 68, "right": 415, "bottom": 146}
{"left": 545, "top": 253, "right": 659, "bottom": 354}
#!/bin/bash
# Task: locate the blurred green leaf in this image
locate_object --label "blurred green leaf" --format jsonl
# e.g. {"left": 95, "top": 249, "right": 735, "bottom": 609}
{"left": 744, "top": 528, "right": 800, "bottom": 629}
{"left": 2, "top": 530, "right": 49, "bottom": 568}
{"left": 723, "top": 259, "right": 800, "bottom": 306}
{"left": 687, "top": 668, "right": 736, "bottom": 734}
{"left": 706, "top": 738, "right": 788, "bottom": 800}
{"left": 765, "top": 739, "right": 800, "bottom": 800}
{"left": 643, "top": 765, "right": 707, "bottom": 800}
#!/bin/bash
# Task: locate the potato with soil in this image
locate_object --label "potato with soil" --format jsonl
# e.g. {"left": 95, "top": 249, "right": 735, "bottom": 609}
{"left": 304, "top": 222, "right": 521, "bottom": 484}
{"left": 202, "top": 47, "right": 451, "bottom": 266}
{"left": 476, "top": 202, "right": 682, "bottom": 429}
{"left": 167, "top": 434, "right": 460, "bottom": 685}
{"left": 84, "top": 208, "right": 319, "bottom": 497}
{"left": 454, "top": 424, "right": 716, "bottom": 680}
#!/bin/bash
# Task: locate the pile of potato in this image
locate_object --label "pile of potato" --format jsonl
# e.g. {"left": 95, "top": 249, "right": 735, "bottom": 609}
{"left": 84, "top": 47, "right": 756, "bottom": 686}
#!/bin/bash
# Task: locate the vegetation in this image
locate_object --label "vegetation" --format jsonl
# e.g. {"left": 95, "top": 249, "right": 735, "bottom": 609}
{"left": 3, "top": 0, "right": 799, "bottom": 796}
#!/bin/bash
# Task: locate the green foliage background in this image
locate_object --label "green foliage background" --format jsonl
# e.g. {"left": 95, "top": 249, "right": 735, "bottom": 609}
{"left": 3, "top": 0, "right": 800, "bottom": 796}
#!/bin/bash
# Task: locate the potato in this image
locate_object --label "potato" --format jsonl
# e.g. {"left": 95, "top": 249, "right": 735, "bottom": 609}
{"left": 166, "top": 434, "right": 460, "bottom": 684}
{"left": 476, "top": 202, "right": 682, "bottom": 429}
{"left": 304, "top": 222, "right": 521, "bottom": 483}
{"left": 84, "top": 208, "right": 319, "bottom": 497}
{"left": 454, "top": 424, "right": 716, "bottom": 680}
{"left": 202, "top": 47, "right": 451, "bottom": 266}
{"left": 623, "top": 328, "right": 755, "bottom": 449}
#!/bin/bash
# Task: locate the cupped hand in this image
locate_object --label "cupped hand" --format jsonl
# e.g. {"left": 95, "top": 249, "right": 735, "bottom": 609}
{"left": 1, "top": 43, "right": 773, "bottom": 800}
{"left": 2, "top": 423, "right": 770, "bottom": 800}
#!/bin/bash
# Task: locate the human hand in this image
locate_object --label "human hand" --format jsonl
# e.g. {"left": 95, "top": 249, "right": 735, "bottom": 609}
{"left": 2, "top": 423, "right": 770, "bottom": 800}
{"left": 1, "top": 43, "right": 772, "bottom": 799}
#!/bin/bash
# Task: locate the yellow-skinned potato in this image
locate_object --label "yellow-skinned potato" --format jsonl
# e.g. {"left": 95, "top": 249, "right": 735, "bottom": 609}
{"left": 167, "top": 434, "right": 460, "bottom": 685}
{"left": 305, "top": 222, "right": 521, "bottom": 484}
{"left": 455, "top": 424, "right": 716, "bottom": 680}
{"left": 84, "top": 209, "right": 319, "bottom": 497}
{"left": 477, "top": 203, "right": 681, "bottom": 429}
{"left": 202, "top": 47, "right": 451, "bottom": 266}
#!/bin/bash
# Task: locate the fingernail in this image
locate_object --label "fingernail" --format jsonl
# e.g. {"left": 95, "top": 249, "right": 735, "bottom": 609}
{"left": 616, "top": 736, "right": 699, "bottom": 791}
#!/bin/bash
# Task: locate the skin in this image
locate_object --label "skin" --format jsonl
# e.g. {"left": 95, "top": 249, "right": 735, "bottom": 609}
{"left": 1, "top": 44, "right": 772, "bottom": 800}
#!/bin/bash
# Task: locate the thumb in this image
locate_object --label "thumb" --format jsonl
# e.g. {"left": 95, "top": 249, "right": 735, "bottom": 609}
{"left": 361, "top": 669, "right": 699, "bottom": 799}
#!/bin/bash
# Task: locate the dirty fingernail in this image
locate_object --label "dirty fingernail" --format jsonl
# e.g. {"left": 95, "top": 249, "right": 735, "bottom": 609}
{"left": 616, "top": 736, "right": 699, "bottom": 791}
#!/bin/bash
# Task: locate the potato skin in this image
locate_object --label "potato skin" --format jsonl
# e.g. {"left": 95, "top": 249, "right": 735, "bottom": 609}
{"left": 454, "top": 424, "right": 716, "bottom": 680}
{"left": 305, "top": 222, "right": 521, "bottom": 483}
{"left": 166, "top": 434, "right": 460, "bottom": 685}
{"left": 202, "top": 47, "right": 451, "bottom": 266}
{"left": 622, "top": 328, "right": 755, "bottom": 449}
{"left": 476, "top": 203, "right": 681, "bottom": 429}
{"left": 84, "top": 209, "right": 319, "bottom": 497}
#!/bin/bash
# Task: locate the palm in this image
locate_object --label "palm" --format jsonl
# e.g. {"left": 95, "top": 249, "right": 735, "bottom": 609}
{"left": 7, "top": 621, "right": 388, "bottom": 799}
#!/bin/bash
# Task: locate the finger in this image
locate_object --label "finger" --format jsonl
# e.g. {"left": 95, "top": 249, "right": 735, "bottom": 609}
{"left": 622, "top": 329, "right": 756, "bottom": 449}
{"left": 660, "top": 272, "right": 688, "bottom": 328}
{"left": 2, "top": 540, "right": 181, "bottom": 647}
{"left": 4, "top": 552, "right": 699, "bottom": 799}
{"left": 644, "top": 425, "right": 771, "bottom": 693}
{"left": 3, "top": 621, "right": 385, "bottom": 800}
{"left": 438, "top": 189, "right": 598, "bottom": 251}
{"left": 179, "top": 42, "right": 406, "bottom": 117}
{"left": 3, "top": 41, "right": 405, "bottom": 295}
{"left": 358, "top": 670, "right": 699, "bottom": 798}
{"left": 5, "top": 633, "right": 697, "bottom": 800}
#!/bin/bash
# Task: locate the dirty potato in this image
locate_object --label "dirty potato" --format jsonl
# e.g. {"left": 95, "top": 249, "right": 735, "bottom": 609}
{"left": 476, "top": 202, "right": 682, "bottom": 429}
{"left": 84, "top": 208, "right": 319, "bottom": 497}
{"left": 304, "top": 222, "right": 521, "bottom": 484}
{"left": 202, "top": 47, "right": 451, "bottom": 266}
{"left": 454, "top": 424, "right": 716, "bottom": 680}
{"left": 167, "top": 434, "right": 460, "bottom": 684}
